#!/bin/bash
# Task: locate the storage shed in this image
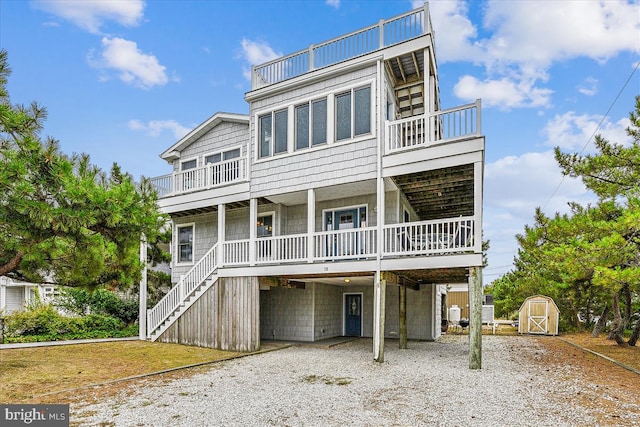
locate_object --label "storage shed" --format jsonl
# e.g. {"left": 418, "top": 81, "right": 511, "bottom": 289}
{"left": 518, "top": 295, "right": 559, "bottom": 335}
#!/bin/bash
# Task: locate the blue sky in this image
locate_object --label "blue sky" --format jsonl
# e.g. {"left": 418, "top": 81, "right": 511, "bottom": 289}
{"left": 1, "top": 0, "right": 639, "bottom": 283}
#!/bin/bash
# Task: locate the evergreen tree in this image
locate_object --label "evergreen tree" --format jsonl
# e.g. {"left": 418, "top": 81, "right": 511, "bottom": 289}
{"left": 0, "top": 49, "right": 165, "bottom": 289}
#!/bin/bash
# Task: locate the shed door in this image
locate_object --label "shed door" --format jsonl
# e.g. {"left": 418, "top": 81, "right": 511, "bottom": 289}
{"left": 528, "top": 300, "right": 548, "bottom": 334}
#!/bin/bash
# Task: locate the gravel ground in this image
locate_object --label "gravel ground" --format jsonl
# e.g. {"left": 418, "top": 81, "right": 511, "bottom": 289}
{"left": 71, "top": 335, "right": 637, "bottom": 426}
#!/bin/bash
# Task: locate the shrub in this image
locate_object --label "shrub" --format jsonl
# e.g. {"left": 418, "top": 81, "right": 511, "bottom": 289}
{"left": 2, "top": 303, "right": 136, "bottom": 343}
{"left": 56, "top": 288, "right": 139, "bottom": 324}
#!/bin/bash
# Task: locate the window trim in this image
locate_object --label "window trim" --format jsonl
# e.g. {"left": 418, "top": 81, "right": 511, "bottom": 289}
{"left": 179, "top": 156, "right": 199, "bottom": 171}
{"left": 257, "top": 211, "right": 276, "bottom": 238}
{"left": 175, "top": 223, "right": 195, "bottom": 266}
{"left": 295, "top": 96, "right": 328, "bottom": 151}
{"left": 253, "top": 79, "right": 376, "bottom": 163}
{"left": 322, "top": 204, "right": 369, "bottom": 231}
{"left": 335, "top": 84, "right": 372, "bottom": 142}
{"left": 258, "top": 109, "right": 288, "bottom": 159}
{"left": 204, "top": 146, "right": 242, "bottom": 164}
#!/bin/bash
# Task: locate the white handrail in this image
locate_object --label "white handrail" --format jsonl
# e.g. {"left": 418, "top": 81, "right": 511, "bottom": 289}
{"left": 147, "top": 243, "right": 218, "bottom": 337}
{"left": 313, "top": 227, "right": 377, "bottom": 261}
{"left": 252, "top": 5, "right": 429, "bottom": 89}
{"left": 382, "top": 217, "right": 475, "bottom": 256}
{"left": 386, "top": 100, "right": 481, "bottom": 153}
{"left": 256, "top": 234, "right": 308, "bottom": 263}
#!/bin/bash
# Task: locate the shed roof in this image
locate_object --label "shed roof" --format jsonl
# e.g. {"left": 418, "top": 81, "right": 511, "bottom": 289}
{"left": 518, "top": 294, "right": 560, "bottom": 313}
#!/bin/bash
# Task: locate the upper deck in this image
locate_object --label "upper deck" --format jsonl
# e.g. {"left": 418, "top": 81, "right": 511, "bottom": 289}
{"left": 250, "top": 5, "right": 433, "bottom": 90}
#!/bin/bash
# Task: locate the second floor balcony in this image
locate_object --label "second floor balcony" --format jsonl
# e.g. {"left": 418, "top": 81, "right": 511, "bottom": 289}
{"left": 148, "top": 100, "right": 481, "bottom": 200}
{"left": 150, "top": 156, "right": 247, "bottom": 198}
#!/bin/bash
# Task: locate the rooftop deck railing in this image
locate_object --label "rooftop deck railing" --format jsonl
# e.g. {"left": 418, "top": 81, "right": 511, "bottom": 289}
{"left": 251, "top": 4, "right": 431, "bottom": 89}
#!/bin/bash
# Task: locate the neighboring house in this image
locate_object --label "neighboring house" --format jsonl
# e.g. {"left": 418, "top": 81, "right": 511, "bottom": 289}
{"left": 0, "top": 276, "right": 57, "bottom": 313}
{"left": 146, "top": 4, "right": 485, "bottom": 362}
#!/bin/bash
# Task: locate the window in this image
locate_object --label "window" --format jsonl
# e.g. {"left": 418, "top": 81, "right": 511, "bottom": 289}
{"left": 205, "top": 148, "right": 242, "bottom": 184}
{"left": 259, "top": 110, "right": 288, "bottom": 158}
{"left": 204, "top": 148, "right": 240, "bottom": 165}
{"left": 336, "top": 85, "right": 371, "bottom": 141}
{"left": 177, "top": 224, "right": 194, "bottom": 263}
{"left": 295, "top": 98, "right": 327, "bottom": 150}
{"left": 257, "top": 214, "right": 273, "bottom": 238}
{"left": 181, "top": 158, "right": 197, "bottom": 170}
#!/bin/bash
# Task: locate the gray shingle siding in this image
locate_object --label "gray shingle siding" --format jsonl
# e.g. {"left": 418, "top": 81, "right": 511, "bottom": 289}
{"left": 172, "top": 121, "right": 249, "bottom": 172}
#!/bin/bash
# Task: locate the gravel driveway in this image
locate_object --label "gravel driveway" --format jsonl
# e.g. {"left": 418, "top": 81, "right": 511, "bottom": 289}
{"left": 72, "top": 335, "right": 637, "bottom": 426}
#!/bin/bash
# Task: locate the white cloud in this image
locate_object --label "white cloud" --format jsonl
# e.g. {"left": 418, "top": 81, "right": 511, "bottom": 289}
{"left": 424, "top": 0, "right": 482, "bottom": 62}
{"left": 483, "top": 150, "right": 596, "bottom": 279}
{"left": 326, "top": 0, "right": 340, "bottom": 9}
{"left": 454, "top": 74, "right": 552, "bottom": 109}
{"left": 89, "top": 37, "right": 169, "bottom": 89}
{"left": 577, "top": 77, "right": 598, "bottom": 96}
{"left": 32, "top": 0, "right": 145, "bottom": 34}
{"left": 128, "top": 119, "right": 190, "bottom": 139}
{"left": 427, "top": 1, "right": 640, "bottom": 110}
{"left": 543, "top": 112, "right": 631, "bottom": 151}
{"left": 238, "top": 38, "right": 282, "bottom": 81}
{"left": 482, "top": 1, "right": 640, "bottom": 66}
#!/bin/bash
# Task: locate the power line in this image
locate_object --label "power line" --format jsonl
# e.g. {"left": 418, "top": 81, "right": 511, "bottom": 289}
{"left": 541, "top": 61, "right": 640, "bottom": 212}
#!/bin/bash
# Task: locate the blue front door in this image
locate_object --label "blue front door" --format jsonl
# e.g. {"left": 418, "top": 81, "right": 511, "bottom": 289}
{"left": 344, "top": 294, "right": 362, "bottom": 336}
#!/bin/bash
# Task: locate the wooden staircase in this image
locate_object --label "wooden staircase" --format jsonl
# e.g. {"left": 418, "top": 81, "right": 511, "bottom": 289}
{"left": 147, "top": 243, "right": 219, "bottom": 341}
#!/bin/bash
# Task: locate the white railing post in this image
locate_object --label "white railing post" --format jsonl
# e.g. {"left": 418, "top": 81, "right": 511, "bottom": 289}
{"left": 179, "top": 275, "right": 185, "bottom": 303}
{"left": 218, "top": 203, "right": 225, "bottom": 267}
{"left": 378, "top": 19, "right": 384, "bottom": 48}
{"left": 476, "top": 99, "right": 482, "bottom": 135}
{"left": 307, "top": 189, "right": 315, "bottom": 263}
{"left": 309, "top": 44, "right": 315, "bottom": 70}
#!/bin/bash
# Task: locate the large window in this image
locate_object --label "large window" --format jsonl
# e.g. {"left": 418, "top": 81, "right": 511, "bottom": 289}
{"left": 177, "top": 224, "right": 194, "bottom": 264}
{"left": 259, "top": 110, "right": 288, "bottom": 158}
{"left": 336, "top": 85, "right": 371, "bottom": 141}
{"left": 295, "top": 98, "right": 327, "bottom": 150}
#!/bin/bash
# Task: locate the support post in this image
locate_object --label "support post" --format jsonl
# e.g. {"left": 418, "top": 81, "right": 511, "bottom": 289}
{"left": 249, "top": 198, "right": 257, "bottom": 266}
{"left": 373, "top": 274, "right": 386, "bottom": 362}
{"left": 469, "top": 266, "right": 483, "bottom": 369}
{"left": 138, "top": 235, "right": 147, "bottom": 340}
{"left": 218, "top": 203, "right": 225, "bottom": 267}
{"left": 307, "top": 189, "right": 315, "bottom": 263}
{"left": 399, "top": 283, "right": 407, "bottom": 349}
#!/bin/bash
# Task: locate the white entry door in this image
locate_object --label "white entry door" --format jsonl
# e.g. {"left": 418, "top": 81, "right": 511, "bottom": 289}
{"left": 528, "top": 300, "right": 548, "bottom": 334}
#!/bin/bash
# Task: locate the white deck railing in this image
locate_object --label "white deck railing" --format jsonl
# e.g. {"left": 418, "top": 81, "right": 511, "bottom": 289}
{"left": 251, "top": 5, "right": 430, "bottom": 89}
{"left": 386, "top": 100, "right": 481, "bottom": 153}
{"left": 382, "top": 217, "right": 475, "bottom": 257}
{"left": 256, "top": 234, "right": 308, "bottom": 264}
{"left": 149, "top": 157, "right": 246, "bottom": 198}
{"left": 313, "top": 227, "right": 378, "bottom": 262}
{"left": 147, "top": 243, "right": 218, "bottom": 337}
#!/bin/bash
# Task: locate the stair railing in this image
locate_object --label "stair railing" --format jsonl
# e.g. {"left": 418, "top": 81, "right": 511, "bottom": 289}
{"left": 147, "top": 243, "right": 218, "bottom": 337}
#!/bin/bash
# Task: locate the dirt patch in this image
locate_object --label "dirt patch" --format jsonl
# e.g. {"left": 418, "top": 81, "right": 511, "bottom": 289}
{"left": 531, "top": 336, "right": 640, "bottom": 426}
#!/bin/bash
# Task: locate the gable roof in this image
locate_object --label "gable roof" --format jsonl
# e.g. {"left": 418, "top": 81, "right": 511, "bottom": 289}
{"left": 518, "top": 294, "right": 560, "bottom": 313}
{"left": 160, "top": 112, "right": 249, "bottom": 162}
